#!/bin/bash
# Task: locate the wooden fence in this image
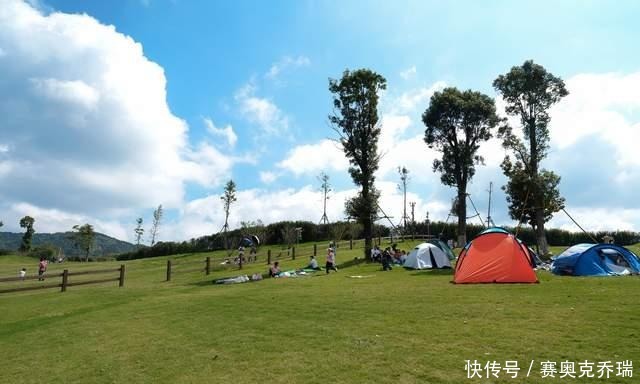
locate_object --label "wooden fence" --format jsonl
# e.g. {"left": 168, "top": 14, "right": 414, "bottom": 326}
{"left": 0, "top": 265, "right": 125, "bottom": 294}
{"left": 163, "top": 235, "right": 434, "bottom": 280}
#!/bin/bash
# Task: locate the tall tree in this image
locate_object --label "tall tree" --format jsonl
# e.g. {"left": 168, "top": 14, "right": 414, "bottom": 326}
{"left": 134, "top": 217, "right": 144, "bottom": 248}
{"left": 494, "top": 60, "right": 568, "bottom": 255}
{"left": 149, "top": 204, "right": 163, "bottom": 246}
{"left": 397, "top": 166, "right": 409, "bottom": 229}
{"left": 329, "top": 68, "right": 386, "bottom": 259}
{"left": 72, "top": 223, "right": 95, "bottom": 262}
{"left": 221, "top": 180, "right": 237, "bottom": 251}
{"left": 423, "top": 87, "right": 502, "bottom": 246}
{"left": 19, "top": 216, "right": 35, "bottom": 252}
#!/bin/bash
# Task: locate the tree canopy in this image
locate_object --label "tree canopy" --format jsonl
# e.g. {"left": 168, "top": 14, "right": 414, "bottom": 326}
{"left": 502, "top": 159, "right": 565, "bottom": 229}
{"left": 72, "top": 223, "right": 95, "bottom": 262}
{"left": 19, "top": 215, "right": 35, "bottom": 252}
{"left": 422, "top": 87, "right": 501, "bottom": 244}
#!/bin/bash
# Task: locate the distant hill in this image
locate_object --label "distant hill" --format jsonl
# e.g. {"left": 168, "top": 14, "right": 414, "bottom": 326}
{"left": 0, "top": 232, "right": 136, "bottom": 257}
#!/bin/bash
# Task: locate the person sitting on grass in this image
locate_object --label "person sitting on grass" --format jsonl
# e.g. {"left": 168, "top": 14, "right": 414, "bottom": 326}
{"left": 269, "top": 261, "right": 281, "bottom": 278}
{"left": 393, "top": 249, "right": 403, "bottom": 264}
{"left": 307, "top": 255, "right": 320, "bottom": 270}
{"left": 399, "top": 250, "right": 407, "bottom": 264}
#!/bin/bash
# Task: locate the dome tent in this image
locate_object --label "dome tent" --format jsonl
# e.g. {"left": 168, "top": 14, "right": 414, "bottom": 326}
{"left": 427, "top": 238, "right": 456, "bottom": 260}
{"left": 453, "top": 227, "right": 538, "bottom": 284}
{"left": 403, "top": 243, "right": 451, "bottom": 269}
{"left": 551, "top": 243, "right": 640, "bottom": 276}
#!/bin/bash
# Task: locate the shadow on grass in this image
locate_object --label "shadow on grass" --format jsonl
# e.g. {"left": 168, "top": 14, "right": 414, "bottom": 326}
{"left": 407, "top": 268, "right": 454, "bottom": 277}
{"left": 187, "top": 258, "right": 370, "bottom": 287}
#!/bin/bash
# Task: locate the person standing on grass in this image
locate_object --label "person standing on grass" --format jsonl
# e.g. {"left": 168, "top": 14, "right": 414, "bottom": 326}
{"left": 326, "top": 247, "right": 338, "bottom": 274}
{"left": 19, "top": 268, "right": 26, "bottom": 281}
{"left": 382, "top": 247, "right": 393, "bottom": 271}
{"left": 38, "top": 257, "right": 48, "bottom": 281}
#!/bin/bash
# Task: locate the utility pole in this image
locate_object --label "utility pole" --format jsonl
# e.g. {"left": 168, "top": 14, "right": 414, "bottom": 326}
{"left": 426, "top": 211, "right": 431, "bottom": 237}
{"left": 318, "top": 172, "right": 331, "bottom": 225}
{"left": 486, "top": 182, "right": 494, "bottom": 227}
{"left": 397, "top": 166, "right": 409, "bottom": 229}
{"left": 409, "top": 202, "right": 416, "bottom": 225}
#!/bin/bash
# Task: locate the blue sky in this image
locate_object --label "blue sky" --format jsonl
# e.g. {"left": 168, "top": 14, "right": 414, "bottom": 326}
{"left": 1, "top": 0, "right": 640, "bottom": 241}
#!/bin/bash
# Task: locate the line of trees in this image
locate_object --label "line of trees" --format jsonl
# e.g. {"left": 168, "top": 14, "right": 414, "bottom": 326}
{"left": 115, "top": 220, "right": 391, "bottom": 261}
{"left": 330, "top": 60, "right": 568, "bottom": 256}
{"left": 3, "top": 215, "right": 98, "bottom": 260}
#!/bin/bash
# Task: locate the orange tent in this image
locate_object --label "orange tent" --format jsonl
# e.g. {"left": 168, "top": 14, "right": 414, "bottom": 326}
{"left": 453, "top": 228, "right": 538, "bottom": 284}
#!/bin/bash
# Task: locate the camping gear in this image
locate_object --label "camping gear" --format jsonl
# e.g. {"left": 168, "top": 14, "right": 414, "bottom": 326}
{"left": 453, "top": 227, "right": 538, "bottom": 284}
{"left": 404, "top": 243, "right": 451, "bottom": 269}
{"left": 551, "top": 243, "right": 640, "bottom": 276}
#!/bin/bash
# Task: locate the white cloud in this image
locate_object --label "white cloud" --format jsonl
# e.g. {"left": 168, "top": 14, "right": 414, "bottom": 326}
{"left": 7, "top": 202, "right": 129, "bottom": 240}
{"left": 172, "top": 186, "right": 355, "bottom": 239}
{"left": 389, "top": 81, "right": 447, "bottom": 114}
{"left": 549, "top": 72, "right": 640, "bottom": 166}
{"left": 277, "top": 139, "right": 348, "bottom": 175}
{"left": 265, "top": 55, "right": 310, "bottom": 79}
{"left": 548, "top": 206, "right": 640, "bottom": 233}
{"left": 259, "top": 171, "right": 278, "bottom": 184}
{"left": 235, "top": 82, "right": 289, "bottom": 137}
{"left": 0, "top": 0, "right": 238, "bottom": 238}
{"left": 399, "top": 65, "right": 416, "bottom": 80}
{"left": 203, "top": 117, "right": 237, "bottom": 148}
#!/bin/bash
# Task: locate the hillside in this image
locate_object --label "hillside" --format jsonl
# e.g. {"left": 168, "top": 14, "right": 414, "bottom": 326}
{"left": 0, "top": 231, "right": 136, "bottom": 257}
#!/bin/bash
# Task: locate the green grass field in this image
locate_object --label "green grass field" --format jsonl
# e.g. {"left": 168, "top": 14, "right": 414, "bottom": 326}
{"left": 1, "top": 242, "right": 639, "bottom": 383}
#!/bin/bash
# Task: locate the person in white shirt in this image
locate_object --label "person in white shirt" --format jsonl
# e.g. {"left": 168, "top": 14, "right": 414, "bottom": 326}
{"left": 19, "top": 268, "right": 26, "bottom": 281}
{"left": 307, "top": 255, "right": 320, "bottom": 270}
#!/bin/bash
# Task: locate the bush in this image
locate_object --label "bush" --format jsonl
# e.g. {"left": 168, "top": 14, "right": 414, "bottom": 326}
{"left": 27, "top": 244, "right": 58, "bottom": 260}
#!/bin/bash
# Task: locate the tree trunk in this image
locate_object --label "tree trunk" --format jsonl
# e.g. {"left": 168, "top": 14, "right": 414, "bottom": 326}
{"left": 364, "top": 219, "right": 372, "bottom": 260}
{"left": 457, "top": 190, "right": 467, "bottom": 247}
{"left": 363, "top": 183, "right": 373, "bottom": 260}
{"left": 534, "top": 203, "right": 548, "bottom": 256}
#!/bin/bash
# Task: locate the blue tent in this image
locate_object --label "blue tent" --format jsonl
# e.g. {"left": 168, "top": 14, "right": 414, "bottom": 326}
{"left": 551, "top": 243, "right": 640, "bottom": 276}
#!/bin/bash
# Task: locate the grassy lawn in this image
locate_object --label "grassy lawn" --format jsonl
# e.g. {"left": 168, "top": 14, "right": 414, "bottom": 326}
{"left": 1, "top": 241, "right": 639, "bottom": 383}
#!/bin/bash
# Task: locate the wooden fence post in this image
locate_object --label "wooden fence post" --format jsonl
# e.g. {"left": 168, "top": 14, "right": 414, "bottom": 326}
{"left": 119, "top": 265, "right": 125, "bottom": 287}
{"left": 61, "top": 269, "right": 68, "bottom": 292}
{"left": 206, "top": 257, "right": 211, "bottom": 275}
{"left": 166, "top": 260, "right": 172, "bottom": 282}
{"left": 267, "top": 249, "right": 271, "bottom": 265}
{"left": 313, "top": 244, "right": 317, "bottom": 256}
{"left": 292, "top": 247, "right": 296, "bottom": 260}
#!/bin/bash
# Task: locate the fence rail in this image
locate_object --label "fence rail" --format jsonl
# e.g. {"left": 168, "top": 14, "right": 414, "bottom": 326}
{"left": 0, "top": 265, "right": 125, "bottom": 294}
{"left": 163, "top": 234, "right": 430, "bottom": 280}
